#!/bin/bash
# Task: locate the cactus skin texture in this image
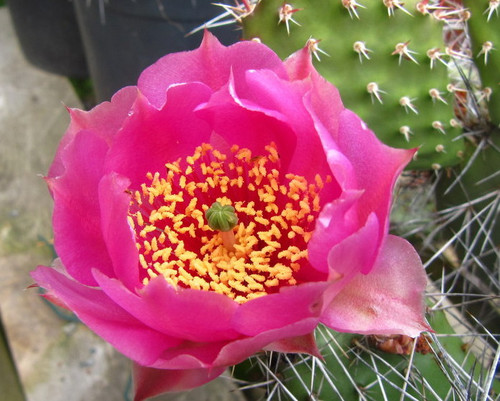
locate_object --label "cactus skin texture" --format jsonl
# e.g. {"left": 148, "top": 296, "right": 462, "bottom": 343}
{"left": 232, "top": 308, "right": 500, "bottom": 401}
{"left": 433, "top": 0, "right": 500, "bottom": 264}
{"left": 465, "top": 0, "right": 500, "bottom": 126}
{"left": 243, "top": 0, "right": 465, "bottom": 170}
{"left": 283, "top": 312, "right": 499, "bottom": 401}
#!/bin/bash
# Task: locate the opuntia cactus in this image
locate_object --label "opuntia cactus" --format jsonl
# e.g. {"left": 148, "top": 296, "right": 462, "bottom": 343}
{"left": 241, "top": 0, "right": 466, "bottom": 170}
{"left": 464, "top": 0, "right": 500, "bottom": 126}
{"left": 233, "top": 307, "right": 500, "bottom": 400}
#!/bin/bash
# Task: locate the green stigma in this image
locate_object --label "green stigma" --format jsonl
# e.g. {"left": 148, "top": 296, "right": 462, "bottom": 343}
{"left": 205, "top": 202, "right": 238, "bottom": 232}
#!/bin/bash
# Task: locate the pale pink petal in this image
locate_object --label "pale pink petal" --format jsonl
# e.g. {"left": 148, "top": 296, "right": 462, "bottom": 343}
{"left": 138, "top": 31, "right": 287, "bottom": 108}
{"left": 49, "top": 87, "right": 138, "bottom": 179}
{"left": 98, "top": 173, "right": 139, "bottom": 290}
{"left": 321, "top": 235, "right": 430, "bottom": 337}
{"left": 133, "top": 364, "right": 226, "bottom": 401}
{"left": 31, "top": 266, "right": 181, "bottom": 365}
{"left": 284, "top": 47, "right": 317, "bottom": 81}
{"left": 104, "top": 83, "right": 213, "bottom": 188}
{"left": 93, "top": 271, "right": 240, "bottom": 343}
{"left": 48, "top": 131, "right": 113, "bottom": 285}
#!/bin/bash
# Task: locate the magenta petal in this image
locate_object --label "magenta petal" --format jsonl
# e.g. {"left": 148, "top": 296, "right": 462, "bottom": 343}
{"left": 49, "top": 131, "right": 113, "bottom": 285}
{"left": 49, "top": 87, "right": 138, "bottom": 178}
{"left": 264, "top": 333, "right": 321, "bottom": 358}
{"left": 229, "top": 69, "right": 336, "bottom": 185}
{"left": 195, "top": 85, "right": 298, "bottom": 169}
{"left": 138, "top": 31, "right": 287, "bottom": 108}
{"left": 98, "top": 173, "right": 139, "bottom": 289}
{"left": 321, "top": 235, "right": 430, "bottom": 337}
{"left": 31, "top": 265, "right": 181, "bottom": 365}
{"left": 151, "top": 318, "right": 321, "bottom": 370}
{"left": 326, "top": 213, "right": 380, "bottom": 278}
{"left": 133, "top": 364, "right": 226, "bottom": 401}
{"left": 233, "top": 282, "right": 327, "bottom": 336}
{"left": 284, "top": 47, "right": 316, "bottom": 81}
{"left": 105, "top": 83, "right": 212, "bottom": 188}
{"left": 152, "top": 319, "right": 321, "bottom": 370}
{"left": 214, "top": 318, "right": 320, "bottom": 367}
{"left": 93, "top": 271, "right": 240, "bottom": 342}
{"left": 285, "top": 46, "right": 344, "bottom": 138}
{"left": 336, "top": 110, "right": 414, "bottom": 234}
{"left": 308, "top": 188, "right": 363, "bottom": 273}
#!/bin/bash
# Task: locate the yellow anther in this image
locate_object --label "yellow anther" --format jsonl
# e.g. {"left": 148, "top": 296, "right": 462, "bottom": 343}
{"left": 291, "top": 225, "right": 305, "bottom": 235}
{"left": 165, "top": 162, "right": 181, "bottom": 174}
{"left": 139, "top": 254, "right": 148, "bottom": 269}
{"left": 147, "top": 269, "right": 158, "bottom": 279}
{"left": 129, "top": 142, "right": 326, "bottom": 304}
{"left": 136, "top": 211, "right": 145, "bottom": 226}
{"left": 255, "top": 216, "right": 270, "bottom": 226}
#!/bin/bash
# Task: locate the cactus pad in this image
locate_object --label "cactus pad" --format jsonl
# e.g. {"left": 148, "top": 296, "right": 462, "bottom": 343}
{"left": 243, "top": 0, "right": 466, "bottom": 169}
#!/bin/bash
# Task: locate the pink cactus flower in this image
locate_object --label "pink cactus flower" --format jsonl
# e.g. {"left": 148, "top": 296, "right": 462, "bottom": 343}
{"left": 32, "top": 32, "right": 430, "bottom": 400}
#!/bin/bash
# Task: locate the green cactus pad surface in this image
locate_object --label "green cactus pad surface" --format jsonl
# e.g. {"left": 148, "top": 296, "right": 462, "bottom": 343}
{"left": 465, "top": 0, "right": 500, "bottom": 126}
{"left": 232, "top": 306, "right": 499, "bottom": 400}
{"left": 281, "top": 309, "right": 499, "bottom": 400}
{"left": 243, "top": 0, "right": 466, "bottom": 169}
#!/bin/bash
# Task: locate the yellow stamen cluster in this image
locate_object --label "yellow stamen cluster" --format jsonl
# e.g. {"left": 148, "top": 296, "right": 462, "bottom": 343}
{"left": 127, "top": 143, "right": 330, "bottom": 304}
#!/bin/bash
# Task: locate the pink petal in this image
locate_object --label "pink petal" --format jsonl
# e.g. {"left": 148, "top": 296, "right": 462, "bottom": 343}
{"left": 195, "top": 84, "right": 300, "bottom": 168}
{"left": 264, "top": 332, "right": 321, "bottom": 358}
{"left": 228, "top": 69, "right": 340, "bottom": 192}
{"left": 308, "top": 188, "right": 363, "bottom": 273}
{"left": 31, "top": 265, "right": 181, "bottom": 365}
{"left": 326, "top": 213, "right": 380, "bottom": 279}
{"left": 104, "top": 83, "right": 213, "bottom": 188}
{"left": 284, "top": 46, "right": 344, "bottom": 139}
{"left": 49, "top": 87, "right": 138, "bottom": 179}
{"left": 284, "top": 47, "right": 317, "bottom": 81}
{"left": 310, "top": 211, "right": 380, "bottom": 283}
{"left": 138, "top": 31, "right": 287, "bottom": 108}
{"left": 321, "top": 235, "right": 430, "bottom": 337}
{"left": 153, "top": 340, "right": 230, "bottom": 370}
{"left": 232, "top": 282, "right": 327, "bottom": 336}
{"left": 150, "top": 318, "right": 321, "bottom": 370}
{"left": 213, "top": 318, "right": 320, "bottom": 367}
{"left": 336, "top": 110, "right": 415, "bottom": 245}
{"left": 93, "top": 271, "right": 240, "bottom": 343}
{"left": 98, "top": 173, "right": 139, "bottom": 290}
{"left": 48, "top": 131, "right": 113, "bottom": 285}
{"left": 133, "top": 364, "right": 226, "bottom": 401}
{"left": 195, "top": 71, "right": 340, "bottom": 202}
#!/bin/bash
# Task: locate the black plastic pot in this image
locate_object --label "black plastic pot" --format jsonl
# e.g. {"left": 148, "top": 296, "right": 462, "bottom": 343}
{"left": 73, "top": 0, "right": 241, "bottom": 102}
{"left": 7, "top": 0, "right": 88, "bottom": 78}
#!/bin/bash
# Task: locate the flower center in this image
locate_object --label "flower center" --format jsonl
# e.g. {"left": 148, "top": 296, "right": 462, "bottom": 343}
{"left": 128, "top": 143, "right": 330, "bottom": 304}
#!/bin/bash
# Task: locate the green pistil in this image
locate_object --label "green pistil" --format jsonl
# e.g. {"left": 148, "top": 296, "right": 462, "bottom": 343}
{"left": 205, "top": 202, "right": 238, "bottom": 232}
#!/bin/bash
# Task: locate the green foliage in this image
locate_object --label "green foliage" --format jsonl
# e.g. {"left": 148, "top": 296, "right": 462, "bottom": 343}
{"left": 243, "top": 0, "right": 466, "bottom": 169}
